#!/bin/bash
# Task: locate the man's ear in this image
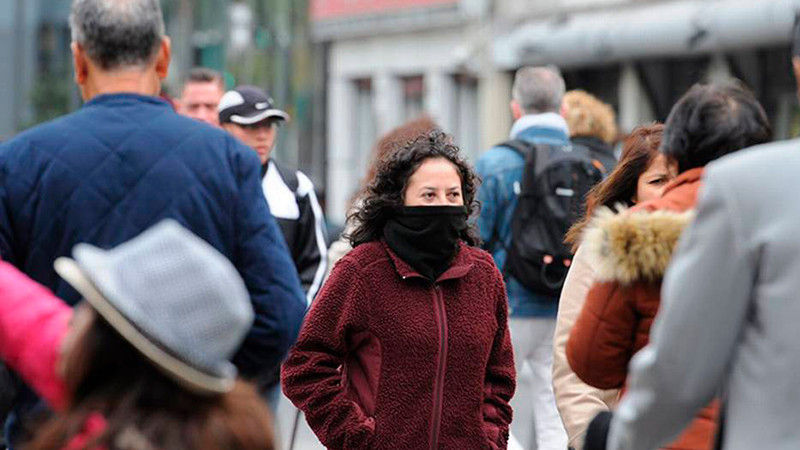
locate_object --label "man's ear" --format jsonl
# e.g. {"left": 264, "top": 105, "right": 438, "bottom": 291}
{"left": 510, "top": 100, "right": 523, "bottom": 120}
{"left": 155, "top": 37, "right": 171, "bottom": 80}
{"left": 71, "top": 42, "right": 89, "bottom": 86}
{"left": 793, "top": 56, "right": 800, "bottom": 99}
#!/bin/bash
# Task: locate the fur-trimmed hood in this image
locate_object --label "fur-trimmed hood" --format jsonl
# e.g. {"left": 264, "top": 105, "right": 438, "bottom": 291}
{"left": 583, "top": 207, "right": 695, "bottom": 284}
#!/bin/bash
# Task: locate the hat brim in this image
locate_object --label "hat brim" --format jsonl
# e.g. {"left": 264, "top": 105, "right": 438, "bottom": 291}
{"left": 54, "top": 257, "right": 235, "bottom": 395}
{"left": 229, "top": 109, "right": 290, "bottom": 125}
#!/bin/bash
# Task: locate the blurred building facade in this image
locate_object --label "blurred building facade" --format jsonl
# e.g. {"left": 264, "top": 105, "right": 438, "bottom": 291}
{"left": 0, "top": 0, "right": 321, "bottom": 186}
{"left": 2, "top": 0, "right": 799, "bottom": 226}
{"left": 314, "top": 0, "right": 800, "bottom": 224}
{"left": 313, "top": 0, "right": 493, "bottom": 223}
{"left": 1, "top": 0, "right": 74, "bottom": 140}
{"left": 0, "top": 0, "right": 229, "bottom": 140}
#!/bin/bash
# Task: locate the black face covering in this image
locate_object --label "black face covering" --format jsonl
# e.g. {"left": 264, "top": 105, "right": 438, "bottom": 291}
{"left": 383, "top": 205, "right": 468, "bottom": 281}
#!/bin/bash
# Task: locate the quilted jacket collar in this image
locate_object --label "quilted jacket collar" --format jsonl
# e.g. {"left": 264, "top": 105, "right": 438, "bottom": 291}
{"left": 84, "top": 93, "right": 171, "bottom": 109}
{"left": 381, "top": 240, "right": 474, "bottom": 283}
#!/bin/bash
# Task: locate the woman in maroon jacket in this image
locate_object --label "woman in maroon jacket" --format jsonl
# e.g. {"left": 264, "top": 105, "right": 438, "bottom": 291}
{"left": 282, "top": 131, "right": 516, "bottom": 449}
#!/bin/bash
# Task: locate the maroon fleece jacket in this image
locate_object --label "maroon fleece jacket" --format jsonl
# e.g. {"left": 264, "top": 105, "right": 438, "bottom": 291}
{"left": 282, "top": 240, "right": 515, "bottom": 450}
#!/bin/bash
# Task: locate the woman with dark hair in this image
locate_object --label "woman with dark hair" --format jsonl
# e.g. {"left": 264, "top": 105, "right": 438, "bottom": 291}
{"left": 0, "top": 221, "right": 274, "bottom": 449}
{"left": 326, "top": 116, "right": 439, "bottom": 276}
{"left": 567, "top": 81, "right": 771, "bottom": 450}
{"left": 552, "top": 123, "right": 675, "bottom": 450}
{"left": 282, "top": 131, "right": 516, "bottom": 449}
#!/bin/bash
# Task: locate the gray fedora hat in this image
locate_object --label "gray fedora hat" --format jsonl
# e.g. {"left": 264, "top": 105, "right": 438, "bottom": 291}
{"left": 54, "top": 219, "right": 253, "bottom": 395}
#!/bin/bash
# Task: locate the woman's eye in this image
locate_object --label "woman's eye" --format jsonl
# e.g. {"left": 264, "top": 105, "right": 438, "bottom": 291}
{"left": 448, "top": 192, "right": 461, "bottom": 198}
{"left": 649, "top": 178, "right": 666, "bottom": 185}
{"left": 423, "top": 192, "right": 435, "bottom": 199}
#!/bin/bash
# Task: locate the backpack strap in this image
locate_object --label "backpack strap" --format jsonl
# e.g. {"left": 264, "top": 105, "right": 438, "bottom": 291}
{"left": 271, "top": 160, "right": 300, "bottom": 194}
{"left": 501, "top": 139, "right": 535, "bottom": 160}
{"left": 484, "top": 140, "right": 545, "bottom": 257}
{"left": 569, "top": 141, "right": 609, "bottom": 176}
{"left": 501, "top": 139, "right": 560, "bottom": 174}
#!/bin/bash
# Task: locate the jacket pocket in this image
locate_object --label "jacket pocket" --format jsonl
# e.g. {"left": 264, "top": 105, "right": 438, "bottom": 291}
{"left": 342, "top": 330, "right": 382, "bottom": 417}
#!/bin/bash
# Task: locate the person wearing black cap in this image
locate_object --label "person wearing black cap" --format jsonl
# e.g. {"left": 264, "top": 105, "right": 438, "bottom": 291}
{"left": 219, "top": 86, "right": 328, "bottom": 307}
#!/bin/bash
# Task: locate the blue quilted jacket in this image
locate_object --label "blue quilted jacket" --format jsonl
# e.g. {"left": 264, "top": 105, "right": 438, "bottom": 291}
{"left": 0, "top": 93, "right": 306, "bottom": 379}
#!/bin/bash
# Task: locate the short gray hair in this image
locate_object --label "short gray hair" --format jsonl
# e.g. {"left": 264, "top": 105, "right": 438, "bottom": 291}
{"left": 70, "top": 0, "right": 165, "bottom": 70}
{"left": 512, "top": 66, "right": 566, "bottom": 114}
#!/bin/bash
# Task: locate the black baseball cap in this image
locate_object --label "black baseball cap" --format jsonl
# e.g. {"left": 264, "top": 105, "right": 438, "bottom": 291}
{"left": 218, "top": 85, "right": 290, "bottom": 125}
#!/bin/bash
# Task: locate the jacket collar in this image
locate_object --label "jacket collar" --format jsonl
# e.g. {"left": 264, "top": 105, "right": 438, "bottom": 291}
{"left": 509, "top": 113, "right": 570, "bottom": 142}
{"left": 582, "top": 168, "right": 706, "bottom": 284}
{"left": 83, "top": 93, "right": 171, "bottom": 109}
{"left": 662, "top": 167, "right": 704, "bottom": 196}
{"left": 381, "top": 240, "right": 474, "bottom": 283}
{"left": 583, "top": 207, "right": 695, "bottom": 284}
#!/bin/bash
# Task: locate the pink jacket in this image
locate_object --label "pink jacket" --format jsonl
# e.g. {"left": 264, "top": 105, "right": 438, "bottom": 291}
{"left": 0, "top": 260, "right": 107, "bottom": 448}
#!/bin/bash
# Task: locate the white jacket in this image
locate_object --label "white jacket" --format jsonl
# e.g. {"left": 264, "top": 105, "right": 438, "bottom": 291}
{"left": 552, "top": 244, "right": 619, "bottom": 450}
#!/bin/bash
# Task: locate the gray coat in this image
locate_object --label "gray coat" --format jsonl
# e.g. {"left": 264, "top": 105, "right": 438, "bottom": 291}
{"left": 608, "top": 138, "right": 800, "bottom": 450}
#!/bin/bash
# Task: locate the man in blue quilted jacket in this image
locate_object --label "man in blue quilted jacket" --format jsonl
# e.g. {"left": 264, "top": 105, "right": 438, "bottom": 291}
{"left": 0, "top": 0, "right": 306, "bottom": 444}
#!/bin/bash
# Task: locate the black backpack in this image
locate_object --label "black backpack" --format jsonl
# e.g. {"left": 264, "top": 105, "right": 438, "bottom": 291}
{"left": 502, "top": 139, "right": 604, "bottom": 297}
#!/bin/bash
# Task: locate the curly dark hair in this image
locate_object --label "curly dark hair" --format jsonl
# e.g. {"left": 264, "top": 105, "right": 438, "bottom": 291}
{"left": 347, "top": 130, "right": 481, "bottom": 248}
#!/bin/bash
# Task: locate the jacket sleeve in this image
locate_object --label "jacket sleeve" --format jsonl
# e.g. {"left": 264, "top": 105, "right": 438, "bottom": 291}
{"left": 475, "top": 157, "right": 502, "bottom": 250}
{"left": 482, "top": 266, "right": 516, "bottom": 449}
{"left": 0, "top": 142, "right": 18, "bottom": 263}
{"left": 230, "top": 140, "right": 307, "bottom": 382}
{"left": 608, "top": 170, "right": 754, "bottom": 450}
{"left": 566, "top": 281, "right": 639, "bottom": 390}
{"left": 293, "top": 172, "right": 329, "bottom": 304}
{"left": 281, "top": 256, "right": 375, "bottom": 449}
{"left": 553, "top": 246, "right": 619, "bottom": 450}
{"left": 0, "top": 261, "right": 69, "bottom": 410}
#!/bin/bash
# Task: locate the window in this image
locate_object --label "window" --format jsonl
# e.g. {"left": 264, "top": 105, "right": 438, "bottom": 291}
{"left": 402, "top": 75, "right": 425, "bottom": 122}
{"left": 562, "top": 65, "right": 621, "bottom": 115}
{"left": 729, "top": 46, "right": 798, "bottom": 140}
{"left": 636, "top": 56, "right": 710, "bottom": 121}
{"left": 354, "top": 78, "right": 377, "bottom": 179}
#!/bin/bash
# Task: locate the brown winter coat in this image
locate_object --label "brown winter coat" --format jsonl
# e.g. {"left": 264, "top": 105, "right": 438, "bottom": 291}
{"left": 282, "top": 240, "right": 516, "bottom": 450}
{"left": 566, "top": 168, "right": 718, "bottom": 450}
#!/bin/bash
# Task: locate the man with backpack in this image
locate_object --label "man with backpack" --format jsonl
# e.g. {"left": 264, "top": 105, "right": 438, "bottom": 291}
{"left": 477, "top": 66, "right": 603, "bottom": 450}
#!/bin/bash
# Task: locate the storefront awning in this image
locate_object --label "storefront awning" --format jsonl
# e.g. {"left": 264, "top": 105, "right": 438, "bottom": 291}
{"left": 493, "top": 0, "right": 800, "bottom": 69}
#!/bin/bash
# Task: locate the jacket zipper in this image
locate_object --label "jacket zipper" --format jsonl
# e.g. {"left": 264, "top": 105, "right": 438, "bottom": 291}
{"left": 429, "top": 284, "right": 448, "bottom": 450}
